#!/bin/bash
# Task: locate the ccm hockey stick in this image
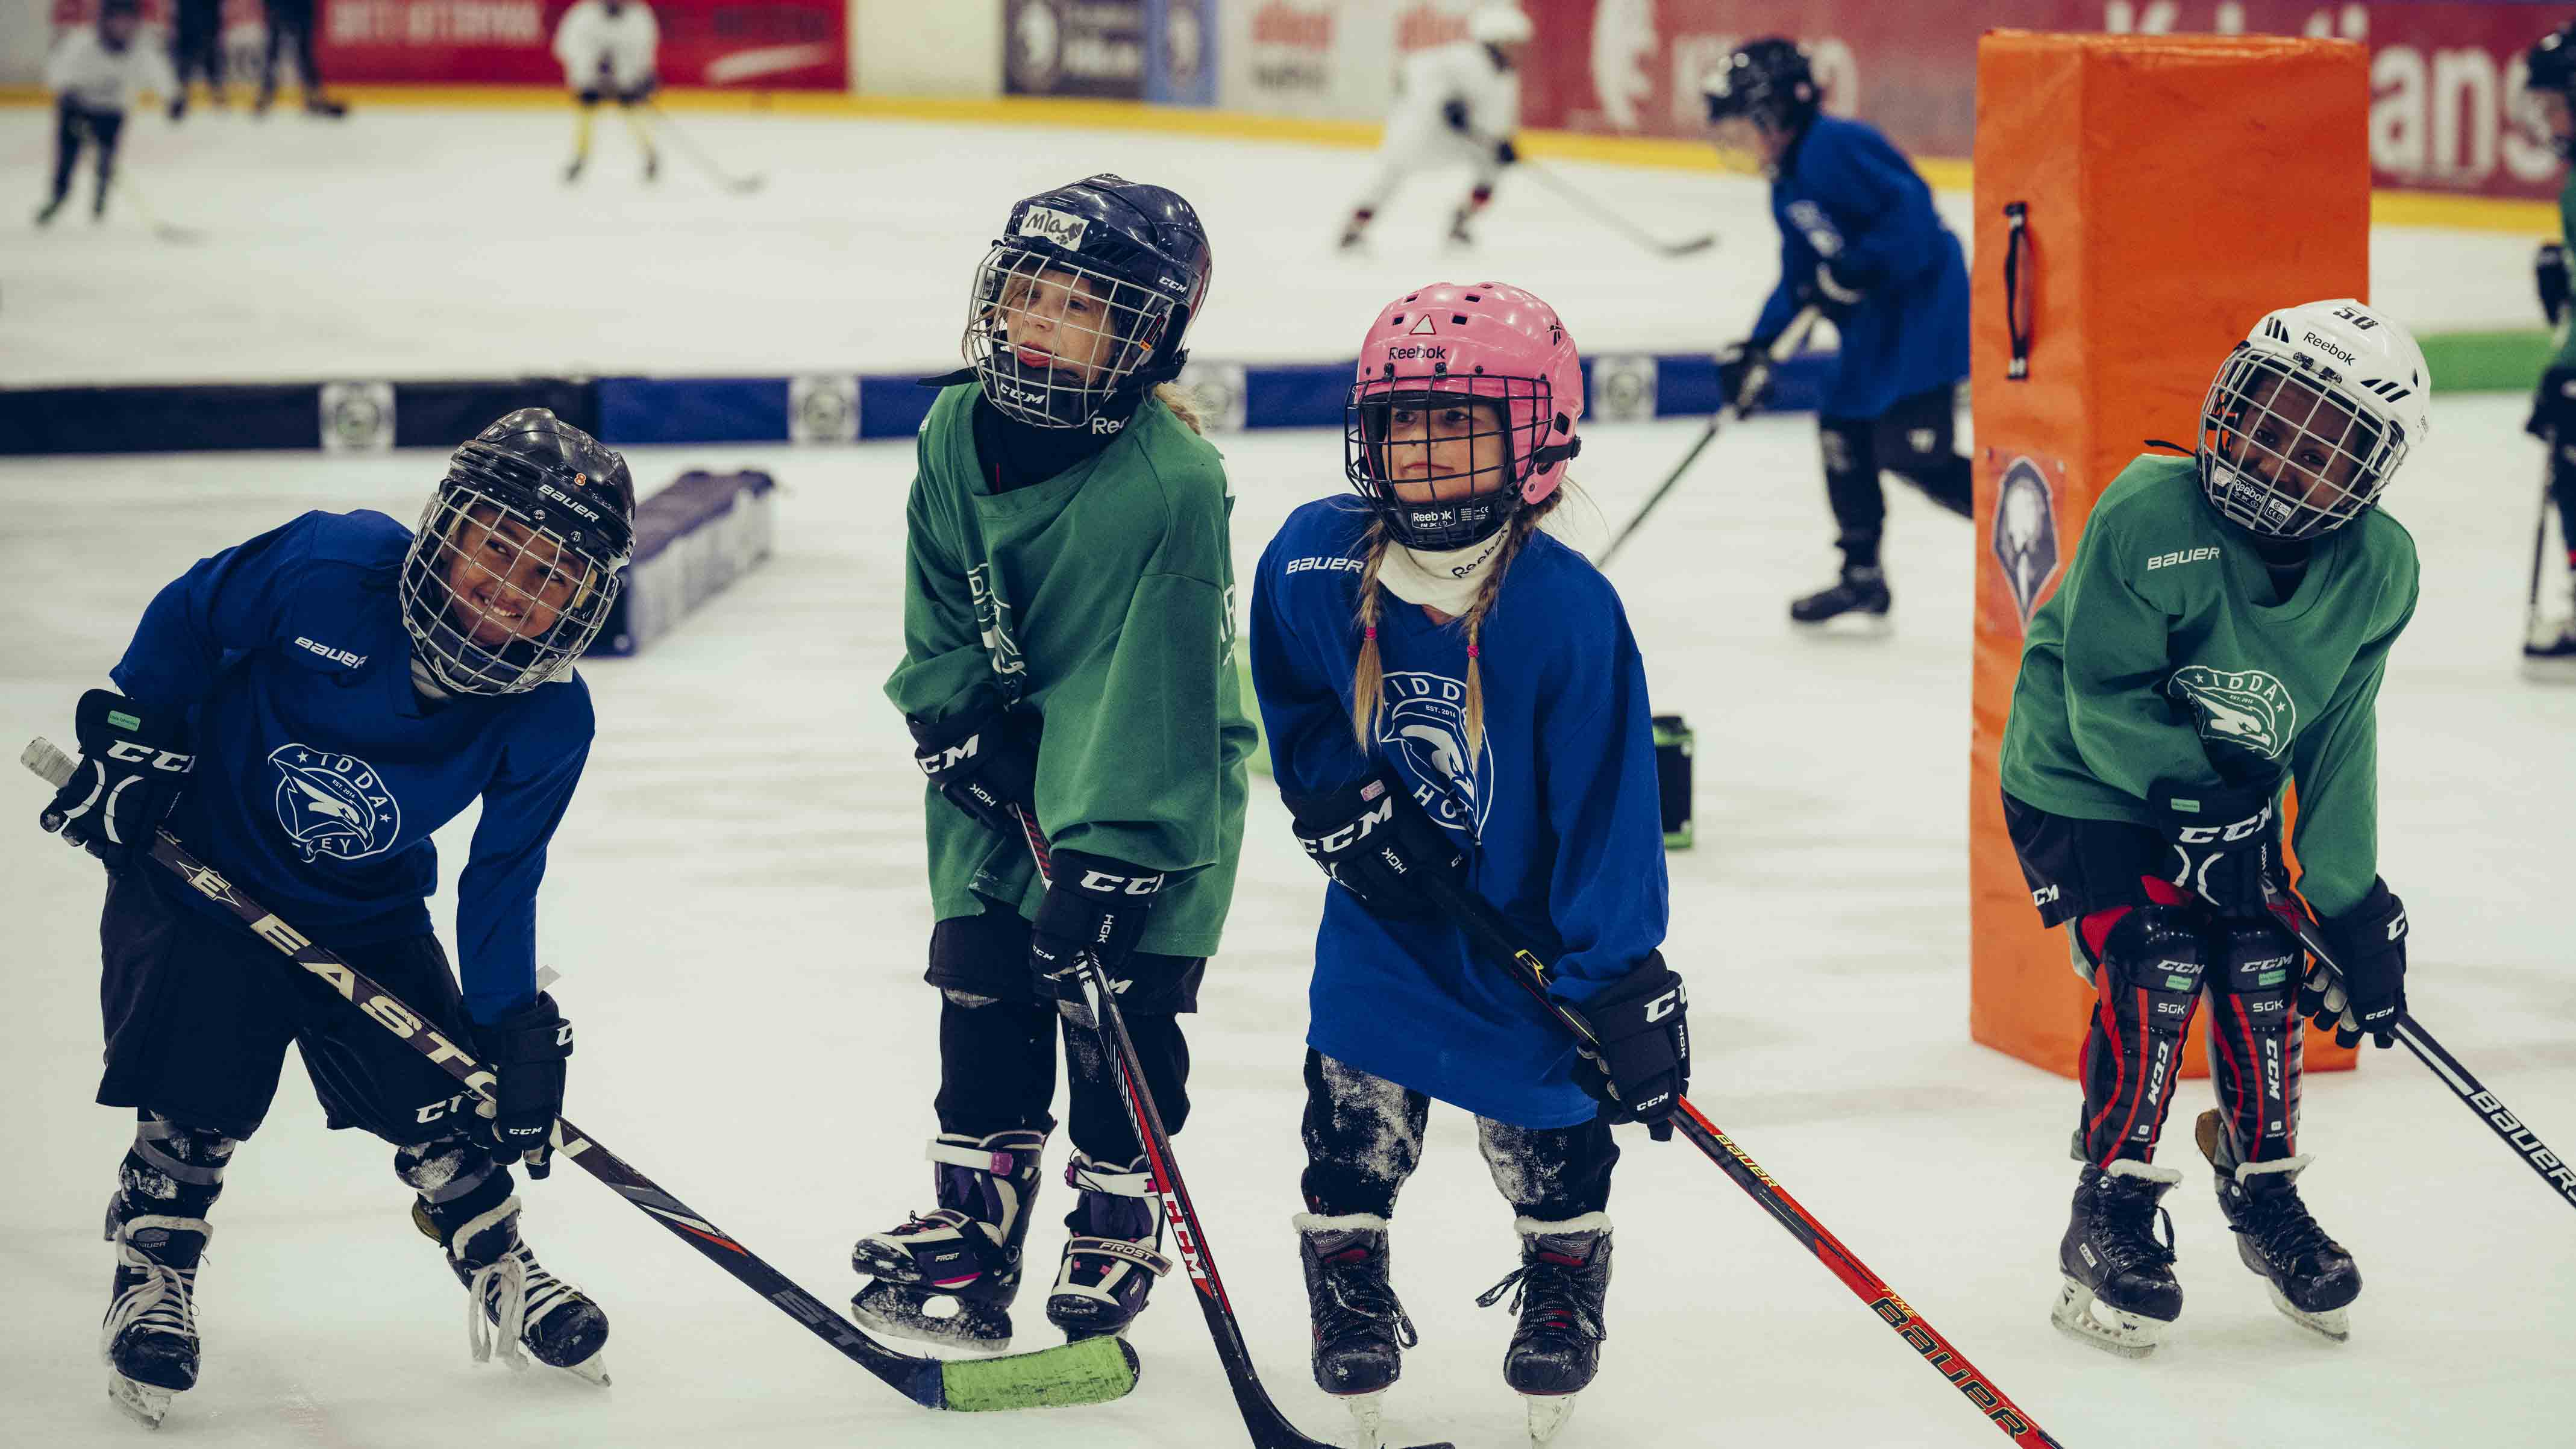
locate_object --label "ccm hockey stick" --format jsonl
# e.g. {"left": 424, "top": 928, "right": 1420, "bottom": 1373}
{"left": 1597, "top": 306, "right": 1824, "bottom": 569}
{"left": 22, "top": 737, "right": 1137, "bottom": 1414}
{"left": 1414, "top": 869, "right": 2068, "bottom": 1449}
{"left": 1013, "top": 807, "right": 1455, "bottom": 1449}
{"left": 2261, "top": 881, "right": 2576, "bottom": 1213}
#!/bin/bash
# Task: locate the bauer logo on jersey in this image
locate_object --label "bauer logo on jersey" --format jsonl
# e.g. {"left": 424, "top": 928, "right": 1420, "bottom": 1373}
{"left": 268, "top": 745, "right": 403, "bottom": 862}
{"left": 2166, "top": 666, "right": 2298, "bottom": 760}
{"left": 1377, "top": 671, "right": 1493, "bottom": 837}
{"left": 1018, "top": 205, "right": 1089, "bottom": 251}
{"left": 1990, "top": 456, "right": 2060, "bottom": 627}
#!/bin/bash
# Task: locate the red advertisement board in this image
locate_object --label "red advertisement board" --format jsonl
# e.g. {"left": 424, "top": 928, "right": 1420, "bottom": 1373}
{"left": 1523, "top": 1, "right": 2568, "bottom": 200}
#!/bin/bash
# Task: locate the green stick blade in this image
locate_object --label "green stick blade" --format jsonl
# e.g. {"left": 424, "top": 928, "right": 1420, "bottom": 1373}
{"left": 939, "top": 1335, "right": 1138, "bottom": 1412}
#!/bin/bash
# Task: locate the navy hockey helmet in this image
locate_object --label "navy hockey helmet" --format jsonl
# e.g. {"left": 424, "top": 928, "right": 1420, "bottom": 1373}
{"left": 964, "top": 174, "right": 1215, "bottom": 428}
{"left": 2528, "top": 22, "right": 2576, "bottom": 157}
{"left": 1702, "top": 38, "right": 1819, "bottom": 134}
{"left": 400, "top": 408, "right": 637, "bottom": 695}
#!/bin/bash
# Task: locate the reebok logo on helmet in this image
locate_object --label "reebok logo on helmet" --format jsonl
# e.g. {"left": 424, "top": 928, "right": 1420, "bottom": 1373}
{"left": 2301, "top": 331, "right": 2356, "bottom": 365}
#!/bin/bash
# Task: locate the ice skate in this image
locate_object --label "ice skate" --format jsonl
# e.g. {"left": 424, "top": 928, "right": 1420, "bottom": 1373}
{"left": 2523, "top": 615, "right": 2576, "bottom": 683}
{"left": 1789, "top": 564, "right": 1893, "bottom": 633}
{"left": 101, "top": 1198, "right": 209, "bottom": 1429}
{"left": 563, "top": 154, "right": 588, "bottom": 184}
{"left": 1045, "top": 1152, "right": 1171, "bottom": 1342}
{"left": 641, "top": 151, "right": 659, "bottom": 184}
{"left": 415, "top": 1195, "right": 611, "bottom": 1384}
{"left": 1445, "top": 211, "right": 1476, "bottom": 248}
{"left": 2196, "top": 1110, "right": 2359, "bottom": 1342}
{"left": 35, "top": 195, "right": 66, "bottom": 228}
{"left": 851, "top": 1128, "right": 1047, "bottom": 1353}
{"left": 2051, "top": 1159, "right": 2182, "bottom": 1358}
{"left": 1478, "top": 1215, "right": 1611, "bottom": 1447}
{"left": 304, "top": 95, "right": 348, "bottom": 119}
{"left": 1297, "top": 1212, "right": 1417, "bottom": 1438}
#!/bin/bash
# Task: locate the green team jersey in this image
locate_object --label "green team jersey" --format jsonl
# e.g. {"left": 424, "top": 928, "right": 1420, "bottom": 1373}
{"left": 885, "top": 384, "right": 1256, "bottom": 956}
{"left": 1998, "top": 454, "right": 2418, "bottom": 917}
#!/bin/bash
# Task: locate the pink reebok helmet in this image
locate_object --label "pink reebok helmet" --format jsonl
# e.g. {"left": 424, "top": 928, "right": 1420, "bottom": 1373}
{"left": 1344, "top": 281, "right": 1584, "bottom": 550}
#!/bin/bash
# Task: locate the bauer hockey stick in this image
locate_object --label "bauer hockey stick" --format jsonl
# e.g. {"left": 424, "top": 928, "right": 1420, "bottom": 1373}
{"left": 642, "top": 103, "right": 766, "bottom": 194}
{"left": 1414, "top": 869, "right": 2068, "bottom": 1449}
{"left": 1597, "top": 306, "right": 1825, "bottom": 569}
{"left": 1012, "top": 807, "right": 1456, "bottom": 1449}
{"left": 22, "top": 737, "right": 1138, "bottom": 1415}
{"left": 2260, "top": 881, "right": 2576, "bottom": 1214}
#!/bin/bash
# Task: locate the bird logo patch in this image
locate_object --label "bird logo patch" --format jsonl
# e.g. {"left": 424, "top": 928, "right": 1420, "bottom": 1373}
{"left": 1377, "top": 671, "right": 1492, "bottom": 838}
{"left": 1990, "top": 455, "right": 2060, "bottom": 627}
{"left": 268, "top": 745, "right": 402, "bottom": 862}
{"left": 2166, "top": 666, "right": 2297, "bottom": 760}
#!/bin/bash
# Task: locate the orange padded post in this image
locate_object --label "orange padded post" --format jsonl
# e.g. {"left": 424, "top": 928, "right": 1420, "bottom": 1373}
{"left": 1969, "top": 31, "right": 2367, "bottom": 1080}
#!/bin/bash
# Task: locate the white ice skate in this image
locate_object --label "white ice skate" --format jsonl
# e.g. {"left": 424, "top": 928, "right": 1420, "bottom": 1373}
{"left": 2049, "top": 1272, "right": 2173, "bottom": 1359}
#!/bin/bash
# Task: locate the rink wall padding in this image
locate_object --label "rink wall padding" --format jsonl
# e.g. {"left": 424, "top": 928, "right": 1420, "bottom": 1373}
{"left": 591, "top": 469, "right": 776, "bottom": 658}
{"left": 1966, "top": 32, "right": 2366, "bottom": 1082}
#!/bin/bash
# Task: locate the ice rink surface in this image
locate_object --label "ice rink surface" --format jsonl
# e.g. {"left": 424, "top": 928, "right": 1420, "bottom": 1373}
{"left": 3, "top": 107, "right": 2573, "bottom": 1448}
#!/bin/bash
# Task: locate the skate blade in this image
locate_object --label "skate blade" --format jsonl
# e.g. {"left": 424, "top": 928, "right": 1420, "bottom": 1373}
{"left": 851, "top": 1282, "right": 1013, "bottom": 1354}
{"left": 1522, "top": 1391, "right": 1580, "bottom": 1447}
{"left": 553, "top": 1350, "right": 612, "bottom": 1387}
{"left": 2266, "top": 1283, "right": 2350, "bottom": 1342}
{"left": 1340, "top": 1388, "right": 1388, "bottom": 1447}
{"left": 108, "top": 1374, "right": 172, "bottom": 1429}
{"left": 2049, "top": 1275, "right": 2170, "bottom": 1359}
{"left": 1792, "top": 612, "right": 1894, "bottom": 637}
{"left": 2519, "top": 655, "right": 2576, "bottom": 684}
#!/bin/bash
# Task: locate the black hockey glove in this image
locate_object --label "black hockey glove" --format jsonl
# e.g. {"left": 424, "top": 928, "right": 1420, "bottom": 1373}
{"left": 909, "top": 700, "right": 1040, "bottom": 840}
{"left": 1799, "top": 260, "right": 1867, "bottom": 321}
{"left": 2525, "top": 363, "right": 2576, "bottom": 440}
{"left": 1441, "top": 97, "right": 1472, "bottom": 133}
{"left": 474, "top": 991, "right": 572, "bottom": 1178}
{"left": 2539, "top": 242, "right": 2569, "bottom": 328}
{"left": 2146, "top": 780, "right": 2278, "bottom": 913}
{"left": 39, "top": 689, "right": 193, "bottom": 874}
{"left": 2305, "top": 878, "right": 2407, "bottom": 1050}
{"left": 1714, "top": 338, "right": 1778, "bottom": 416}
{"left": 622, "top": 74, "right": 659, "bottom": 105}
{"left": 1029, "top": 849, "right": 1164, "bottom": 1006}
{"left": 1493, "top": 136, "right": 1519, "bottom": 166}
{"left": 1565, "top": 956, "right": 1690, "bottom": 1140}
{"left": 1282, "top": 770, "right": 1466, "bottom": 921}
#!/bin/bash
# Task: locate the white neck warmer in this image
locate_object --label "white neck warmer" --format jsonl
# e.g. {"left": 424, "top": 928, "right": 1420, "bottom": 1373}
{"left": 1375, "top": 531, "right": 1509, "bottom": 615}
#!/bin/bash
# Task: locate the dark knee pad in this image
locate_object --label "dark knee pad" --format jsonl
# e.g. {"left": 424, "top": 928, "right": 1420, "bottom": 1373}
{"left": 2203, "top": 916, "right": 2304, "bottom": 1164}
{"left": 119, "top": 1112, "right": 236, "bottom": 1219}
{"left": 2075, "top": 904, "right": 2209, "bottom": 1166}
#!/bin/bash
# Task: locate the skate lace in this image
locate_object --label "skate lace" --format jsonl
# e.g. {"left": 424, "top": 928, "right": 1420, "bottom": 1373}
{"left": 2097, "top": 1192, "right": 2179, "bottom": 1277}
{"left": 2237, "top": 1188, "right": 2336, "bottom": 1268}
{"left": 1475, "top": 1256, "right": 1603, "bottom": 1344}
{"left": 465, "top": 1251, "right": 531, "bottom": 1371}
{"left": 101, "top": 1251, "right": 198, "bottom": 1357}
{"left": 1315, "top": 1255, "right": 1418, "bottom": 1350}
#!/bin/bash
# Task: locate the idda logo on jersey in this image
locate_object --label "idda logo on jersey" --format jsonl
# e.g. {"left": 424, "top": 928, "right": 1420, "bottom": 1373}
{"left": 2166, "top": 666, "right": 2298, "bottom": 760}
{"left": 1378, "top": 671, "right": 1492, "bottom": 837}
{"left": 269, "top": 745, "right": 401, "bottom": 862}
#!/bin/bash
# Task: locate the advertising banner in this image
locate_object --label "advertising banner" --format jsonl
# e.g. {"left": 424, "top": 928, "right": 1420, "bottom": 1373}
{"left": 1214, "top": 0, "right": 1490, "bottom": 120}
{"left": 1003, "top": 0, "right": 1147, "bottom": 98}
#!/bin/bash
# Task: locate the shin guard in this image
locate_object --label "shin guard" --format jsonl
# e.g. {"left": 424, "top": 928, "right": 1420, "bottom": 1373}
{"left": 2204, "top": 916, "right": 2305, "bottom": 1165}
{"left": 2075, "top": 905, "right": 2208, "bottom": 1166}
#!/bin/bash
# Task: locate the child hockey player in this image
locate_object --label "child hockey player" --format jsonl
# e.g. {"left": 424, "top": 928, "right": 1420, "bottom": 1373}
{"left": 1248, "top": 281, "right": 1690, "bottom": 1446}
{"left": 1338, "top": 5, "right": 1529, "bottom": 250}
{"left": 2520, "top": 19, "right": 2576, "bottom": 677}
{"left": 37, "top": 0, "right": 174, "bottom": 227}
{"left": 1702, "top": 37, "right": 1972, "bottom": 630}
{"left": 1999, "top": 299, "right": 2428, "bottom": 1357}
{"left": 38, "top": 408, "right": 634, "bottom": 1426}
{"left": 553, "top": 0, "right": 660, "bottom": 184}
{"left": 855, "top": 174, "right": 1255, "bottom": 1354}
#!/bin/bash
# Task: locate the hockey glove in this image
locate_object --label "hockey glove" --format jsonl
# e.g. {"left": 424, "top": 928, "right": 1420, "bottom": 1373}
{"left": 474, "top": 991, "right": 572, "bottom": 1178}
{"left": 1565, "top": 956, "right": 1690, "bottom": 1140}
{"left": 2305, "top": 878, "right": 2407, "bottom": 1050}
{"left": 2539, "top": 242, "right": 2569, "bottom": 328}
{"left": 1804, "top": 260, "right": 1867, "bottom": 321}
{"left": 40, "top": 689, "right": 193, "bottom": 874}
{"left": 1493, "top": 136, "right": 1520, "bottom": 166}
{"left": 1714, "top": 338, "right": 1778, "bottom": 416}
{"left": 2146, "top": 780, "right": 2278, "bottom": 913}
{"left": 1029, "top": 849, "right": 1164, "bottom": 1007}
{"left": 909, "top": 699, "right": 1041, "bottom": 839}
{"left": 1283, "top": 770, "right": 1466, "bottom": 921}
{"left": 1441, "top": 98, "right": 1472, "bottom": 133}
{"left": 2525, "top": 364, "right": 2576, "bottom": 441}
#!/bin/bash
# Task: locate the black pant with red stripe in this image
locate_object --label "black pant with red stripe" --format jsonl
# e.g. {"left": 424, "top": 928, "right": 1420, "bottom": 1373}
{"left": 2002, "top": 792, "right": 2305, "bottom": 1168}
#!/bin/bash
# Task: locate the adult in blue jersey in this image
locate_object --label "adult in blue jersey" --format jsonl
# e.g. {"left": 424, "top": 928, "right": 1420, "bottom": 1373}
{"left": 1704, "top": 38, "right": 1972, "bottom": 630}
{"left": 36, "top": 408, "right": 634, "bottom": 1427}
{"left": 1249, "top": 283, "right": 1687, "bottom": 1448}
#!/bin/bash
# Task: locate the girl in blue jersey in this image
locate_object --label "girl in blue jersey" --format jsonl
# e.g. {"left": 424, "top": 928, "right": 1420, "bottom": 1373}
{"left": 1248, "top": 283, "right": 1690, "bottom": 1444}
{"left": 36, "top": 409, "right": 633, "bottom": 1426}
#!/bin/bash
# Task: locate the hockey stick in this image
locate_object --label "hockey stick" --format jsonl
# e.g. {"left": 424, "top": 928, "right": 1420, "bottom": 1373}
{"left": 2525, "top": 437, "right": 2562, "bottom": 664}
{"left": 108, "top": 169, "right": 204, "bottom": 245}
{"left": 2261, "top": 881, "right": 2576, "bottom": 1213}
{"left": 21, "top": 737, "right": 1138, "bottom": 1414}
{"left": 1597, "top": 306, "right": 1823, "bottom": 569}
{"left": 642, "top": 102, "right": 766, "bottom": 194}
{"left": 1012, "top": 807, "right": 1454, "bottom": 1449}
{"left": 1504, "top": 153, "right": 1714, "bottom": 257}
{"left": 1412, "top": 871, "right": 2068, "bottom": 1449}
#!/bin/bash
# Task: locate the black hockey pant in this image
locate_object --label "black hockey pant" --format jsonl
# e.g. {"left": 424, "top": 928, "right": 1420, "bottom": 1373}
{"left": 260, "top": 0, "right": 321, "bottom": 94}
{"left": 1818, "top": 383, "right": 1973, "bottom": 569}
{"left": 171, "top": 0, "right": 224, "bottom": 96}
{"left": 1299, "top": 1050, "right": 1617, "bottom": 1222}
{"left": 49, "top": 101, "right": 123, "bottom": 210}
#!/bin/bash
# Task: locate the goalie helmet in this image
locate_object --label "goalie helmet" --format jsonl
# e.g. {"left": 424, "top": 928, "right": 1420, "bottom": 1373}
{"left": 2196, "top": 299, "right": 2429, "bottom": 541}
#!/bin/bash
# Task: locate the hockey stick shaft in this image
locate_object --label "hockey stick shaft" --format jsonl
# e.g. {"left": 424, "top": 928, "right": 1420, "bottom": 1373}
{"left": 1414, "top": 872, "right": 2067, "bottom": 1449}
{"left": 1508, "top": 155, "right": 1714, "bottom": 256}
{"left": 642, "top": 102, "right": 763, "bottom": 192}
{"left": 2528, "top": 439, "right": 2556, "bottom": 639}
{"left": 21, "top": 737, "right": 1135, "bottom": 1413}
{"left": 2261, "top": 882, "right": 2576, "bottom": 1212}
{"left": 1597, "top": 307, "right": 1823, "bottom": 569}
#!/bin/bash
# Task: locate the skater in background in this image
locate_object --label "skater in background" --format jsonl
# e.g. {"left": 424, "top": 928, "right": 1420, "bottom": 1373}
{"left": 1338, "top": 5, "right": 1529, "bottom": 250}
{"left": 1249, "top": 281, "right": 1689, "bottom": 1447}
{"left": 1998, "top": 299, "right": 2428, "bottom": 1357}
{"left": 553, "top": 0, "right": 660, "bottom": 184}
{"left": 255, "top": 0, "right": 343, "bottom": 116}
{"left": 2519, "top": 19, "right": 2576, "bottom": 676}
{"left": 1702, "top": 37, "right": 1972, "bottom": 631}
{"left": 36, "top": 409, "right": 633, "bottom": 1426}
{"left": 39, "top": 0, "right": 172, "bottom": 227}
{"left": 854, "top": 175, "right": 1255, "bottom": 1356}
{"left": 166, "top": 0, "right": 224, "bottom": 119}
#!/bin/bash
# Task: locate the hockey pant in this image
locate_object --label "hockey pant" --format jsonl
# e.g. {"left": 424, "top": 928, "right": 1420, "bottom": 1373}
{"left": 1299, "top": 1050, "right": 1617, "bottom": 1222}
{"left": 1350, "top": 120, "right": 1502, "bottom": 224}
{"left": 1817, "top": 384, "right": 1973, "bottom": 570}
{"left": 50, "top": 101, "right": 124, "bottom": 210}
{"left": 260, "top": 0, "right": 321, "bottom": 95}
{"left": 170, "top": 0, "right": 225, "bottom": 99}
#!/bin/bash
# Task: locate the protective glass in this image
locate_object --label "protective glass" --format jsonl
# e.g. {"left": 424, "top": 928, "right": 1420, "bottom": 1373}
{"left": 1343, "top": 380, "right": 1543, "bottom": 550}
{"left": 2197, "top": 349, "right": 2405, "bottom": 540}
{"left": 400, "top": 483, "right": 621, "bottom": 695}
{"left": 964, "top": 243, "right": 1174, "bottom": 428}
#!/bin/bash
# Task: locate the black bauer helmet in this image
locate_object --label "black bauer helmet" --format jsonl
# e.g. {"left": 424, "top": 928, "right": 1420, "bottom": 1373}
{"left": 2528, "top": 22, "right": 2576, "bottom": 157}
{"left": 398, "top": 408, "right": 636, "bottom": 696}
{"left": 963, "top": 174, "right": 1214, "bottom": 430}
{"left": 1702, "top": 37, "right": 1819, "bottom": 134}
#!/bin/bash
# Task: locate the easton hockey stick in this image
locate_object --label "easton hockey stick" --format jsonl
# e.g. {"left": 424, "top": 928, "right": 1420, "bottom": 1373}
{"left": 1597, "top": 306, "right": 1825, "bottom": 569}
{"left": 1013, "top": 807, "right": 1455, "bottom": 1449}
{"left": 2260, "top": 881, "right": 2576, "bottom": 1213}
{"left": 22, "top": 737, "right": 1137, "bottom": 1414}
{"left": 1413, "top": 869, "right": 2068, "bottom": 1449}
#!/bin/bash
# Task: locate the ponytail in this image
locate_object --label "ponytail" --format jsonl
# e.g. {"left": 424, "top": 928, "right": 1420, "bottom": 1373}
{"left": 1153, "top": 382, "right": 1207, "bottom": 435}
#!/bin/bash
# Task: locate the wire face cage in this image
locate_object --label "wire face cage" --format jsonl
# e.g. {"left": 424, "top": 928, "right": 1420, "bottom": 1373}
{"left": 400, "top": 480, "right": 623, "bottom": 695}
{"left": 964, "top": 242, "right": 1176, "bottom": 428}
{"left": 1343, "top": 375, "right": 1550, "bottom": 551}
{"left": 2197, "top": 347, "right": 2407, "bottom": 541}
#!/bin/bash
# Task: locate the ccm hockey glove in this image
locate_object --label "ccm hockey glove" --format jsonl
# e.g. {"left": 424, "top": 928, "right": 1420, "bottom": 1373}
{"left": 1714, "top": 337, "right": 1779, "bottom": 416}
{"left": 1283, "top": 769, "right": 1465, "bottom": 921}
{"left": 40, "top": 689, "right": 193, "bottom": 873}
{"left": 1029, "top": 849, "right": 1164, "bottom": 1006}
{"left": 474, "top": 991, "right": 572, "bottom": 1177}
{"left": 2147, "top": 780, "right": 2279, "bottom": 913}
{"left": 2306, "top": 878, "right": 2408, "bottom": 1050}
{"left": 1565, "top": 956, "right": 1690, "bottom": 1140}
{"left": 908, "top": 699, "right": 1040, "bottom": 839}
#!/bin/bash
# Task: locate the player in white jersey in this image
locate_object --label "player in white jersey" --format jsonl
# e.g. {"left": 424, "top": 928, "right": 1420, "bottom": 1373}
{"left": 553, "top": 0, "right": 662, "bottom": 183}
{"left": 39, "top": 0, "right": 174, "bottom": 227}
{"left": 1338, "top": 6, "right": 1529, "bottom": 251}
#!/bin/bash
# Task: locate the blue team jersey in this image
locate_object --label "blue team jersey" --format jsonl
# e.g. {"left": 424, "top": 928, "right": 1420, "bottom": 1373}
{"left": 1752, "top": 113, "right": 1969, "bottom": 419}
{"left": 1248, "top": 497, "right": 1670, "bottom": 1129}
{"left": 110, "top": 509, "right": 595, "bottom": 1024}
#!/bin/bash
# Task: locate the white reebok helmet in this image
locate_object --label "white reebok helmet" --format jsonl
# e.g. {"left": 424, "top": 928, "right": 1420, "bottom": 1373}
{"left": 2197, "top": 298, "right": 2430, "bottom": 540}
{"left": 1468, "top": 6, "right": 1533, "bottom": 45}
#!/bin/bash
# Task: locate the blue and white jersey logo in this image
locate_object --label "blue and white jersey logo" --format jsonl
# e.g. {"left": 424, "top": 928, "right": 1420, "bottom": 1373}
{"left": 268, "top": 745, "right": 402, "bottom": 862}
{"left": 1378, "top": 671, "right": 1491, "bottom": 839}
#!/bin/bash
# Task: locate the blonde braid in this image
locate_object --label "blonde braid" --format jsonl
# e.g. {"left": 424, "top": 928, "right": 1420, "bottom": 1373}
{"left": 1348, "top": 521, "right": 1394, "bottom": 746}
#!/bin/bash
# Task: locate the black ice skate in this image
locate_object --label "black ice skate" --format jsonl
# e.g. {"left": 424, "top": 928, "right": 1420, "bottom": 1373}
{"left": 563, "top": 154, "right": 587, "bottom": 184}
{"left": 1446, "top": 209, "right": 1476, "bottom": 247}
{"left": 1478, "top": 1214, "right": 1611, "bottom": 1448}
{"left": 1045, "top": 1152, "right": 1171, "bottom": 1342}
{"left": 1297, "top": 1212, "right": 1417, "bottom": 1444}
{"left": 1789, "top": 564, "right": 1893, "bottom": 631}
{"left": 2524, "top": 615, "right": 2576, "bottom": 683}
{"left": 851, "top": 1128, "right": 1048, "bottom": 1353}
{"left": 2196, "top": 1110, "right": 2360, "bottom": 1341}
{"left": 304, "top": 95, "right": 348, "bottom": 119}
{"left": 101, "top": 1196, "right": 210, "bottom": 1429}
{"left": 2051, "top": 1159, "right": 2183, "bottom": 1358}
{"left": 35, "top": 195, "right": 66, "bottom": 227}
{"left": 415, "top": 1194, "right": 611, "bottom": 1384}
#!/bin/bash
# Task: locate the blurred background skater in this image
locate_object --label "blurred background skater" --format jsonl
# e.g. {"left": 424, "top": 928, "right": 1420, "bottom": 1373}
{"left": 2521, "top": 19, "right": 2576, "bottom": 677}
{"left": 554, "top": 0, "right": 662, "bottom": 184}
{"left": 255, "top": 0, "right": 345, "bottom": 117}
{"left": 1338, "top": 5, "right": 1529, "bottom": 251}
{"left": 165, "top": 0, "right": 224, "bottom": 119}
{"left": 1703, "top": 38, "right": 1971, "bottom": 632}
{"left": 38, "top": 0, "right": 172, "bottom": 227}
